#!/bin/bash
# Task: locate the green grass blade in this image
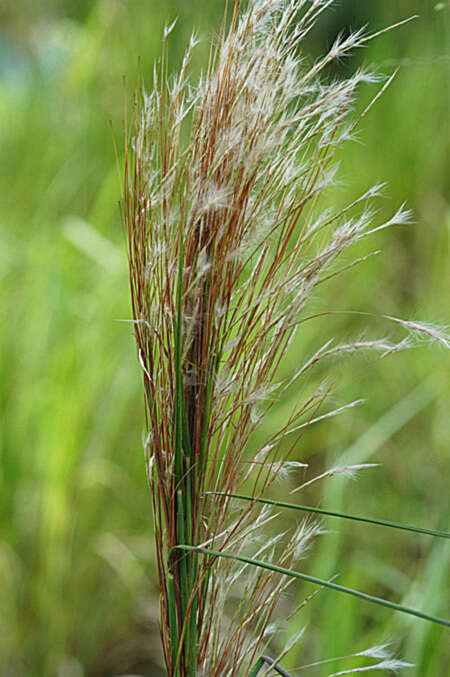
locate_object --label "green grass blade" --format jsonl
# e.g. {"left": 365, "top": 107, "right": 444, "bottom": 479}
{"left": 174, "top": 235, "right": 198, "bottom": 674}
{"left": 167, "top": 573, "right": 181, "bottom": 677}
{"left": 249, "top": 657, "right": 265, "bottom": 677}
{"left": 184, "top": 475, "right": 197, "bottom": 677}
{"left": 176, "top": 492, "right": 189, "bottom": 601}
{"left": 188, "top": 572, "right": 198, "bottom": 677}
{"left": 175, "top": 545, "right": 450, "bottom": 628}
{"left": 249, "top": 655, "right": 293, "bottom": 677}
{"left": 205, "top": 492, "right": 450, "bottom": 539}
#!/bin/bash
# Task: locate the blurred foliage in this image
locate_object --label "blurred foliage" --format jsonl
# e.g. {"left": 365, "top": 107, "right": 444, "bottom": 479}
{"left": 0, "top": 1, "right": 448, "bottom": 675}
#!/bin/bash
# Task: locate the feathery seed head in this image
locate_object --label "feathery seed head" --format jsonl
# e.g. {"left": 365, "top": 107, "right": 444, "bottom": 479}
{"left": 122, "top": 2, "right": 445, "bottom": 675}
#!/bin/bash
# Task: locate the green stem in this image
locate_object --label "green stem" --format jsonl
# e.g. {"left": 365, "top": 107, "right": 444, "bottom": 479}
{"left": 167, "top": 574, "right": 180, "bottom": 677}
{"left": 174, "top": 241, "right": 184, "bottom": 489}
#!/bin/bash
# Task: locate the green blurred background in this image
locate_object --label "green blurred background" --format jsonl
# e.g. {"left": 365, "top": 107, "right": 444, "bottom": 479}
{"left": 1, "top": 1, "right": 448, "bottom": 675}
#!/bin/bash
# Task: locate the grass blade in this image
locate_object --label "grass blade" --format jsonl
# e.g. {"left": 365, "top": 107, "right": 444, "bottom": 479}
{"left": 249, "top": 655, "right": 294, "bottom": 677}
{"left": 167, "top": 573, "right": 181, "bottom": 677}
{"left": 175, "top": 545, "right": 450, "bottom": 628}
{"left": 205, "top": 492, "right": 450, "bottom": 539}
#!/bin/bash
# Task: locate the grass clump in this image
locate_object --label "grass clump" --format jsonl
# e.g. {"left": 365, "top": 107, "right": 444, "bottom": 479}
{"left": 123, "top": 1, "right": 449, "bottom": 675}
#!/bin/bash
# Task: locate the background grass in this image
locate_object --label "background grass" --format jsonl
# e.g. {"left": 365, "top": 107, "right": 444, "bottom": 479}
{"left": 1, "top": 1, "right": 448, "bottom": 675}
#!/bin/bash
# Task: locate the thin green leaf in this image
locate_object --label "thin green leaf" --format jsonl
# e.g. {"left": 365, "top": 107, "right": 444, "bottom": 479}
{"left": 175, "top": 545, "right": 450, "bottom": 628}
{"left": 249, "top": 655, "right": 294, "bottom": 677}
{"left": 176, "top": 491, "right": 189, "bottom": 613}
{"left": 249, "top": 657, "right": 265, "bottom": 677}
{"left": 205, "top": 492, "right": 450, "bottom": 539}
{"left": 167, "top": 574, "right": 180, "bottom": 677}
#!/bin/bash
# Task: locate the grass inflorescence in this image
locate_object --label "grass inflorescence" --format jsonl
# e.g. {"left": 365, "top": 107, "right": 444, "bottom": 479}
{"left": 123, "top": 1, "right": 449, "bottom": 675}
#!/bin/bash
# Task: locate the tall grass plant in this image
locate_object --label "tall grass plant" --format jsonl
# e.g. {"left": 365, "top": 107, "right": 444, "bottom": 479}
{"left": 123, "top": 2, "right": 449, "bottom": 675}
{"left": 1, "top": 1, "right": 448, "bottom": 674}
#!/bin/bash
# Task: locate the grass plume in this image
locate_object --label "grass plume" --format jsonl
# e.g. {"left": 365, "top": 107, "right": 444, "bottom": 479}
{"left": 123, "top": 1, "right": 448, "bottom": 675}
